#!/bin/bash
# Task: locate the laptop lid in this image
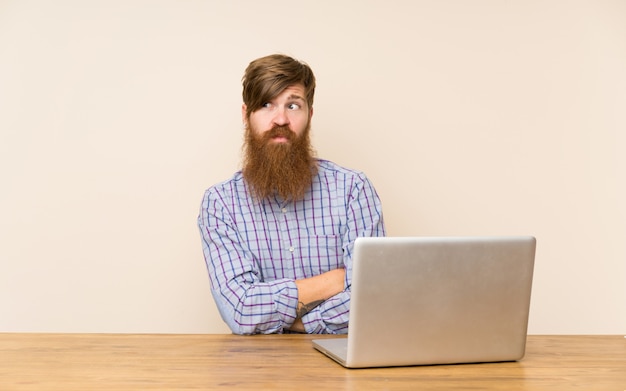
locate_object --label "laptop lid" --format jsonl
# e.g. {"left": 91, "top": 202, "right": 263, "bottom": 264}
{"left": 313, "top": 236, "right": 536, "bottom": 368}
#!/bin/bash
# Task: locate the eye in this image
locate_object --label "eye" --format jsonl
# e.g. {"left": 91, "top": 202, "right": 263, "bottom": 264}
{"left": 288, "top": 103, "right": 301, "bottom": 110}
{"left": 261, "top": 102, "right": 272, "bottom": 109}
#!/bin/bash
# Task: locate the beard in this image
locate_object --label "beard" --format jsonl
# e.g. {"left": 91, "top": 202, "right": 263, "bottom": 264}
{"left": 242, "top": 123, "right": 318, "bottom": 202}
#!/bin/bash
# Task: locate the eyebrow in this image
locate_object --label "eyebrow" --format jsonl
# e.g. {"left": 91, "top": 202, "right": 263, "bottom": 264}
{"left": 286, "top": 94, "right": 305, "bottom": 101}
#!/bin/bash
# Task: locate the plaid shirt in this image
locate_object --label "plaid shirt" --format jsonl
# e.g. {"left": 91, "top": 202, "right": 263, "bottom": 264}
{"left": 198, "top": 159, "right": 385, "bottom": 334}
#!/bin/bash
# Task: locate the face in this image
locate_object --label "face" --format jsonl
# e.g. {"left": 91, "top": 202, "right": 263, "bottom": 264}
{"left": 242, "top": 84, "right": 313, "bottom": 142}
{"left": 241, "top": 83, "right": 317, "bottom": 201}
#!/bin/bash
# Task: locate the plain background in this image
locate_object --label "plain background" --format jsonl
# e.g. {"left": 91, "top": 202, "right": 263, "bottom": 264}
{"left": 1, "top": 0, "right": 624, "bottom": 334}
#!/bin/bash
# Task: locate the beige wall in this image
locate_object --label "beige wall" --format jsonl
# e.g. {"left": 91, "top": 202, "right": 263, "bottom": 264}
{"left": 1, "top": 0, "right": 624, "bottom": 334}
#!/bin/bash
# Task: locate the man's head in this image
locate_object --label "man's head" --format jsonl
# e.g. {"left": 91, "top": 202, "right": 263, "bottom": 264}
{"left": 240, "top": 54, "right": 318, "bottom": 201}
{"left": 242, "top": 54, "right": 316, "bottom": 121}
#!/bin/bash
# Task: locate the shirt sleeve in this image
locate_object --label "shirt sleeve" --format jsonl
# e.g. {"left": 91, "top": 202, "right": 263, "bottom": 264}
{"left": 198, "top": 188, "right": 299, "bottom": 335}
{"left": 301, "top": 172, "right": 386, "bottom": 334}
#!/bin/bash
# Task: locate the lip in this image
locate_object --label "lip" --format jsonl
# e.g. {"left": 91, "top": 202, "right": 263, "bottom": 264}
{"left": 271, "top": 136, "right": 290, "bottom": 143}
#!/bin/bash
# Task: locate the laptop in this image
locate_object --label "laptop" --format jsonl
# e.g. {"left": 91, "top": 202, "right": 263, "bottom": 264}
{"left": 312, "top": 236, "right": 536, "bottom": 368}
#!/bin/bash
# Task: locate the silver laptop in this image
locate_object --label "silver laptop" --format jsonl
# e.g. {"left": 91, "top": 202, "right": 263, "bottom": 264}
{"left": 312, "top": 236, "right": 536, "bottom": 368}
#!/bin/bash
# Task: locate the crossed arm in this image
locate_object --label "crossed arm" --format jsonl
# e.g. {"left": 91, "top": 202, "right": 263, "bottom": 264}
{"left": 288, "top": 268, "right": 346, "bottom": 333}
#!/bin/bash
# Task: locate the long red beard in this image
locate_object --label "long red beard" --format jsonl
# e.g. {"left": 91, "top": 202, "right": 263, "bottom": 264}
{"left": 242, "top": 124, "right": 317, "bottom": 201}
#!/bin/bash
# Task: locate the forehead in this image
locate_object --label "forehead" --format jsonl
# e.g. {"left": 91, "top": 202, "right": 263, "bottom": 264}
{"left": 272, "top": 84, "right": 306, "bottom": 101}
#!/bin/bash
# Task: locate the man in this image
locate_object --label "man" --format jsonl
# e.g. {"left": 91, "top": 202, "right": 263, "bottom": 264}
{"left": 198, "top": 54, "right": 385, "bottom": 334}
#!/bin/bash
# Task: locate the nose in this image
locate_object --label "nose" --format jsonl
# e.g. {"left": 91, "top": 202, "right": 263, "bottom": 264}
{"left": 272, "top": 107, "right": 289, "bottom": 126}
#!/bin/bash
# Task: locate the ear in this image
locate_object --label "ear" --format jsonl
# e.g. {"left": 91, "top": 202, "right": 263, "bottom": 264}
{"left": 309, "top": 106, "right": 314, "bottom": 119}
{"left": 241, "top": 104, "right": 248, "bottom": 124}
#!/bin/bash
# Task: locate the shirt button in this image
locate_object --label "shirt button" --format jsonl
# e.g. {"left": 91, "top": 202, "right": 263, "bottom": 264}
{"left": 289, "top": 246, "right": 295, "bottom": 252}
{"left": 281, "top": 208, "right": 287, "bottom": 213}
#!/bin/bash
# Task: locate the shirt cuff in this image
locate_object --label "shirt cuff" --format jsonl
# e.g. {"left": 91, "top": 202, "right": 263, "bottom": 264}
{"left": 300, "top": 292, "right": 350, "bottom": 334}
{"left": 268, "top": 279, "right": 299, "bottom": 328}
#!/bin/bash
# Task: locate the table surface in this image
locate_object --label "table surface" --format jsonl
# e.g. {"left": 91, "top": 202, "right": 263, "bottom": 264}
{"left": 1, "top": 334, "right": 624, "bottom": 390}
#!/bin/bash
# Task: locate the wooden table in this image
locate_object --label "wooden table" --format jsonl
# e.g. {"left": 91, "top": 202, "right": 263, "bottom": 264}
{"left": 0, "top": 334, "right": 624, "bottom": 390}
